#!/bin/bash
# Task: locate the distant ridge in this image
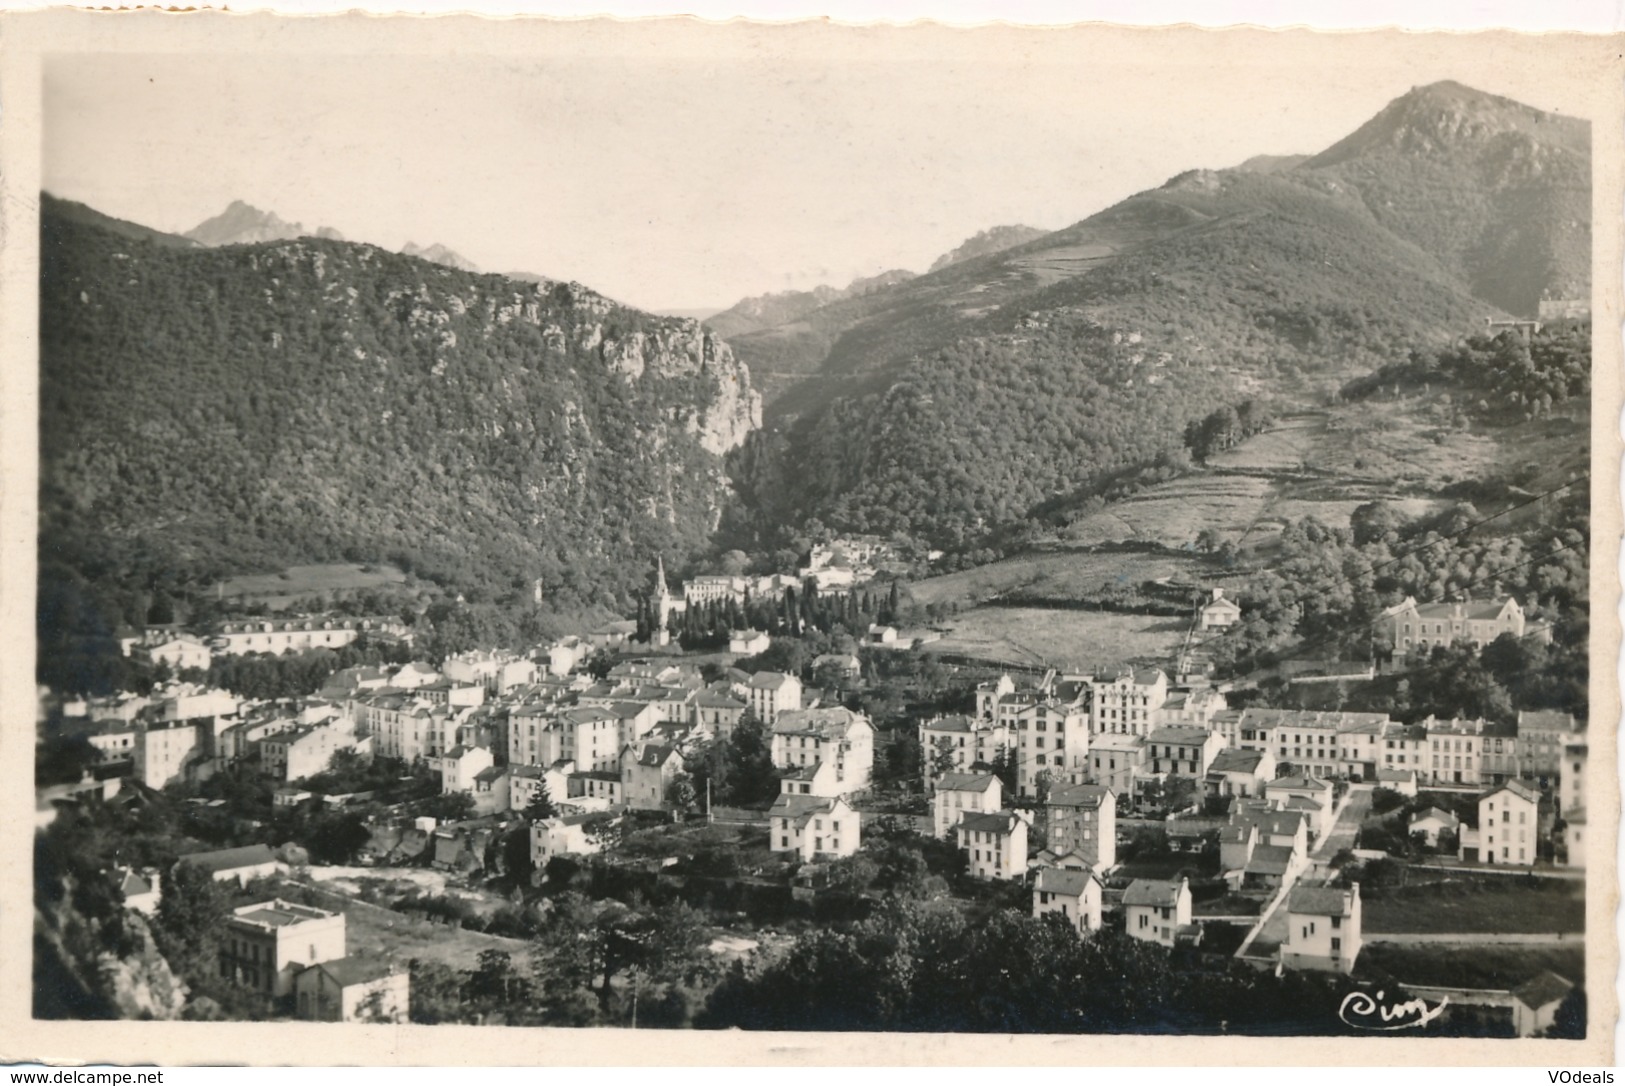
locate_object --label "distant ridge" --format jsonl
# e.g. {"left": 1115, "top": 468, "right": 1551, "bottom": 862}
{"left": 184, "top": 200, "right": 339, "bottom": 247}
{"left": 402, "top": 241, "right": 479, "bottom": 273}
{"left": 41, "top": 193, "right": 200, "bottom": 250}
{"left": 928, "top": 224, "right": 1049, "bottom": 272}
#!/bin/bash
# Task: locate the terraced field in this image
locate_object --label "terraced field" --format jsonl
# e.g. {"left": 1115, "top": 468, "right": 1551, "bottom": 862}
{"left": 922, "top": 606, "right": 1190, "bottom": 672}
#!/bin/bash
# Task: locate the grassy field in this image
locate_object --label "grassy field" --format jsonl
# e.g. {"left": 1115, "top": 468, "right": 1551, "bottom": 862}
{"left": 923, "top": 606, "right": 1189, "bottom": 671}
{"left": 289, "top": 879, "right": 530, "bottom": 971}
{"left": 908, "top": 547, "right": 1213, "bottom": 609}
{"left": 1356, "top": 943, "right": 1585, "bottom": 990}
{"left": 1361, "top": 878, "right": 1585, "bottom": 935}
{"left": 214, "top": 563, "right": 409, "bottom": 610}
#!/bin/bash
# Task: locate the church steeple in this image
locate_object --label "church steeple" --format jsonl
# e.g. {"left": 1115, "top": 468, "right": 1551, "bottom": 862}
{"left": 655, "top": 556, "right": 670, "bottom": 601}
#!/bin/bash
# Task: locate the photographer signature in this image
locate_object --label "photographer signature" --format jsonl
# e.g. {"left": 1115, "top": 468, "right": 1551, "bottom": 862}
{"left": 1339, "top": 989, "right": 1449, "bottom": 1030}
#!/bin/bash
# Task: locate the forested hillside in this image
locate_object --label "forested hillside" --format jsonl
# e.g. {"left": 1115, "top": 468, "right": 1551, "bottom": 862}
{"left": 40, "top": 205, "right": 761, "bottom": 629}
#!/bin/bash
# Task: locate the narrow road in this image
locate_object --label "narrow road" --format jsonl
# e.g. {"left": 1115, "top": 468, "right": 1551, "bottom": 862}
{"left": 1364, "top": 932, "right": 1584, "bottom": 946}
{"left": 1235, "top": 784, "right": 1370, "bottom": 958}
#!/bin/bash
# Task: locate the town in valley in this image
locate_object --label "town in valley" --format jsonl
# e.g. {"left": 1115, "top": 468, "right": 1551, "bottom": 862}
{"left": 33, "top": 61, "right": 1595, "bottom": 1039}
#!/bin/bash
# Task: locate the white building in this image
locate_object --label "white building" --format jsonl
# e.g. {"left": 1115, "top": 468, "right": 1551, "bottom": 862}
{"left": 956, "top": 810, "right": 1029, "bottom": 881}
{"left": 1032, "top": 863, "right": 1103, "bottom": 935}
{"left": 1123, "top": 877, "right": 1192, "bottom": 947}
{"left": 1281, "top": 883, "right": 1362, "bottom": 974}
{"left": 770, "top": 707, "right": 874, "bottom": 797}
{"left": 1461, "top": 780, "right": 1540, "bottom": 866}
{"left": 767, "top": 794, "right": 859, "bottom": 861}
{"left": 747, "top": 671, "right": 803, "bottom": 724}
{"left": 931, "top": 772, "right": 1003, "bottom": 838}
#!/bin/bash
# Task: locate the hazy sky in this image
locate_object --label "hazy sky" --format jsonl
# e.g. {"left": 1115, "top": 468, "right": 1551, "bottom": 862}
{"left": 42, "top": 40, "right": 1594, "bottom": 312}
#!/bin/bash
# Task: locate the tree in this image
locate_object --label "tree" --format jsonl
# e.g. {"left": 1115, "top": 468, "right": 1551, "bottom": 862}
{"left": 155, "top": 861, "right": 231, "bottom": 983}
{"left": 522, "top": 783, "right": 558, "bottom": 822}
{"left": 722, "top": 711, "right": 778, "bottom": 806}
{"left": 666, "top": 772, "right": 698, "bottom": 817}
{"left": 928, "top": 736, "right": 960, "bottom": 778}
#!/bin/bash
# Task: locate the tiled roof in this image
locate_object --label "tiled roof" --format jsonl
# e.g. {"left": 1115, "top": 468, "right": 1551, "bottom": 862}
{"left": 1047, "top": 782, "right": 1111, "bottom": 808}
{"left": 1511, "top": 970, "right": 1574, "bottom": 1010}
{"left": 311, "top": 956, "right": 405, "bottom": 988}
{"left": 1122, "top": 878, "right": 1185, "bottom": 908}
{"left": 1208, "top": 749, "right": 1266, "bottom": 775}
{"left": 1488, "top": 780, "right": 1541, "bottom": 805}
{"left": 1246, "top": 844, "right": 1295, "bottom": 876}
{"left": 1034, "top": 867, "right": 1096, "bottom": 897}
{"left": 1147, "top": 725, "right": 1212, "bottom": 744}
{"left": 957, "top": 811, "right": 1021, "bottom": 836}
{"left": 179, "top": 843, "right": 277, "bottom": 874}
{"left": 936, "top": 772, "right": 998, "bottom": 793}
{"left": 1287, "top": 885, "right": 1353, "bottom": 917}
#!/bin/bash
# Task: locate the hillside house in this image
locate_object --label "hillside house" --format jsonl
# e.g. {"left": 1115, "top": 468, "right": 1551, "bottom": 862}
{"left": 931, "top": 772, "right": 1003, "bottom": 838}
{"left": 1517, "top": 710, "right": 1579, "bottom": 786}
{"left": 771, "top": 707, "right": 873, "bottom": 797}
{"left": 178, "top": 844, "right": 280, "bottom": 887}
{"left": 294, "top": 957, "right": 410, "bottom": 1023}
{"left": 1409, "top": 807, "right": 1460, "bottom": 847}
{"left": 1123, "top": 877, "right": 1192, "bottom": 947}
{"left": 1204, "top": 747, "right": 1275, "bottom": 798}
{"left": 219, "top": 899, "right": 346, "bottom": 997}
{"left": 1091, "top": 667, "right": 1168, "bottom": 737}
{"left": 767, "top": 794, "right": 859, "bottom": 862}
{"left": 1281, "top": 883, "right": 1362, "bottom": 974}
{"left": 1459, "top": 780, "right": 1540, "bottom": 866}
{"left": 956, "top": 810, "right": 1029, "bottom": 881}
{"left": 531, "top": 812, "right": 620, "bottom": 866}
{"left": 1032, "top": 862, "right": 1103, "bottom": 936}
{"left": 1511, "top": 972, "right": 1575, "bottom": 1037}
{"left": 1198, "top": 588, "right": 1241, "bottom": 631}
{"left": 1086, "top": 733, "right": 1146, "bottom": 798}
{"left": 747, "top": 671, "right": 803, "bottom": 724}
{"left": 1383, "top": 596, "right": 1524, "bottom": 661}
{"left": 1145, "top": 725, "right": 1225, "bottom": 780}
{"left": 1560, "top": 742, "right": 1586, "bottom": 818}
{"left": 436, "top": 744, "right": 495, "bottom": 794}
{"left": 144, "top": 635, "right": 213, "bottom": 672}
{"left": 919, "top": 715, "right": 1012, "bottom": 787}
{"left": 728, "top": 629, "right": 770, "bottom": 655}
{"left": 622, "top": 741, "right": 686, "bottom": 812}
{"left": 1262, "top": 776, "right": 1336, "bottom": 841}
{"left": 1045, "top": 782, "right": 1116, "bottom": 872}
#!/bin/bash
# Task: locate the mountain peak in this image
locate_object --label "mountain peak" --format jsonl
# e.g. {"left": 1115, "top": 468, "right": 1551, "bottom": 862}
{"left": 1307, "top": 80, "right": 1588, "bottom": 168}
{"left": 402, "top": 241, "right": 480, "bottom": 273}
{"left": 928, "top": 224, "right": 1048, "bottom": 272}
{"left": 185, "top": 200, "right": 343, "bottom": 248}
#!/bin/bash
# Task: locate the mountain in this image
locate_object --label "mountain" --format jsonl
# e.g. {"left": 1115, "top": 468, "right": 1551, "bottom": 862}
{"left": 403, "top": 241, "right": 480, "bottom": 273}
{"left": 1235, "top": 154, "right": 1310, "bottom": 174}
{"left": 184, "top": 200, "right": 342, "bottom": 247}
{"left": 705, "top": 270, "right": 917, "bottom": 342}
{"left": 40, "top": 201, "right": 761, "bottom": 615}
{"left": 725, "top": 81, "right": 1585, "bottom": 547}
{"left": 1299, "top": 80, "right": 1590, "bottom": 317}
{"left": 40, "top": 193, "right": 201, "bottom": 250}
{"left": 928, "top": 225, "right": 1049, "bottom": 272}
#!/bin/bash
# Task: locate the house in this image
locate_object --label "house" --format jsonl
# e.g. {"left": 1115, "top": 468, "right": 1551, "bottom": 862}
{"left": 569, "top": 770, "right": 625, "bottom": 806}
{"left": 135, "top": 721, "right": 204, "bottom": 788}
{"left": 1204, "top": 747, "right": 1275, "bottom": 798}
{"left": 1560, "top": 741, "right": 1586, "bottom": 818}
{"left": 1123, "top": 877, "right": 1191, "bottom": 946}
{"left": 442, "top": 650, "right": 536, "bottom": 695}
{"left": 1218, "top": 821, "right": 1258, "bottom": 874}
{"left": 1032, "top": 863, "right": 1103, "bottom": 935}
{"left": 588, "top": 620, "right": 638, "bottom": 649}
{"left": 1243, "top": 844, "right": 1299, "bottom": 890}
{"left": 1045, "top": 782, "right": 1116, "bottom": 872}
{"left": 956, "top": 810, "right": 1029, "bottom": 881}
{"left": 530, "top": 812, "right": 621, "bottom": 866}
{"left": 112, "top": 866, "right": 162, "bottom": 915}
{"left": 771, "top": 707, "right": 874, "bottom": 797}
{"left": 1383, "top": 595, "right": 1524, "bottom": 660}
{"left": 1145, "top": 725, "right": 1225, "bottom": 779}
{"left": 811, "top": 654, "right": 862, "bottom": 681}
{"left": 436, "top": 744, "right": 495, "bottom": 794}
{"left": 294, "top": 957, "right": 410, "bottom": 1023}
{"left": 470, "top": 765, "right": 510, "bottom": 816}
{"left": 622, "top": 741, "right": 686, "bottom": 812}
{"left": 1085, "top": 733, "right": 1146, "bottom": 798}
{"left": 1460, "top": 780, "right": 1540, "bottom": 866}
{"left": 1090, "top": 667, "right": 1168, "bottom": 737}
{"left": 144, "top": 635, "right": 214, "bottom": 672}
{"left": 1511, "top": 971, "right": 1575, "bottom": 1037}
{"left": 1408, "top": 807, "right": 1460, "bottom": 848}
{"left": 219, "top": 899, "right": 346, "bottom": 996}
{"left": 931, "top": 772, "right": 1003, "bottom": 838}
{"left": 728, "top": 629, "right": 771, "bottom": 655}
{"left": 1198, "top": 588, "right": 1241, "bottom": 631}
{"left": 261, "top": 722, "right": 355, "bottom": 783}
{"left": 1263, "top": 776, "right": 1336, "bottom": 841}
{"left": 1563, "top": 808, "right": 1585, "bottom": 868}
{"left": 1373, "top": 767, "right": 1418, "bottom": 797}
{"left": 273, "top": 786, "right": 313, "bottom": 808}
{"left": 508, "top": 762, "right": 570, "bottom": 815}
{"left": 867, "top": 624, "right": 899, "bottom": 645}
{"left": 545, "top": 636, "right": 592, "bottom": 677}
{"left": 212, "top": 616, "right": 368, "bottom": 656}
{"left": 918, "top": 715, "right": 1012, "bottom": 787}
{"left": 1281, "top": 883, "right": 1362, "bottom": 974}
{"left": 1159, "top": 687, "right": 1230, "bottom": 730}
{"left": 1517, "top": 710, "right": 1578, "bottom": 786}
{"left": 778, "top": 759, "right": 839, "bottom": 799}
{"left": 747, "top": 671, "right": 803, "bottom": 724}
{"left": 767, "top": 794, "right": 859, "bottom": 861}
{"left": 694, "top": 690, "right": 749, "bottom": 738}
{"left": 178, "top": 844, "right": 280, "bottom": 886}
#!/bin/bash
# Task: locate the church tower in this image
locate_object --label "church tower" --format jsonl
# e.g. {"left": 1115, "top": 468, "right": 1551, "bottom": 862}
{"left": 651, "top": 556, "right": 683, "bottom": 645}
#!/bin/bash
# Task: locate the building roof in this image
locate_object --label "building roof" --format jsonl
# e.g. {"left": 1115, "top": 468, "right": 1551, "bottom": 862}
{"left": 779, "top": 762, "right": 825, "bottom": 782}
{"left": 1208, "top": 749, "right": 1267, "bottom": 775}
{"left": 1565, "top": 806, "right": 1586, "bottom": 826}
{"left": 1375, "top": 768, "right": 1417, "bottom": 783}
{"left": 1284, "top": 796, "right": 1324, "bottom": 813}
{"left": 1201, "top": 596, "right": 1242, "bottom": 614}
{"left": 633, "top": 743, "right": 682, "bottom": 769}
{"left": 1518, "top": 710, "right": 1578, "bottom": 733}
{"left": 1246, "top": 844, "right": 1296, "bottom": 876}
{"left": 1287, "top": 885, "right": 1354, "bottom": 917}
{"left": 1047, "top": 782, "right": 1112, "bottom": 809}
{"left": 1486, "top": 780, "right": 1541, "bottom": 806}
{"left": 923, "top": 715, "right": 976, "bottom": 734}
{"left": 695, "top": 692, "right": 747, "bottom": 710}
{"left": 1147, "top": 725, "right": 1213, "bottom": 745}
{"left": 308, "top": 955, "right": 406, "bottom": 988}
{"left": 1410, "top": 807, "right": 1460, "bottom": 827}
{"left": 230, "top": 899, "right": 337, "bottom": 928}
{"left": 749, "top": 671, "right": 795, "bottom": 691}
{"left": 773, "top": 706, "right": 866, "bottom": 740}
{"left": 766, "top": 793, "right": 841, "bottom": 823}
{"left": 1511, "top": 970, "right": 1574, "bottom": 1010}
{"left": 1267, "top": 775, "right": 1332, "bottom": 792}
{"left": 936, "top": 772, "right": 999, "bottom": 794}
{"left": 474, "top": 766, "right": 506, "bottom": 784}
{"left": 178, "top": 843, "right": 278, "bottom": 874}
{"left": 117, "top": 869, "right": 153, "bottom": 897}
{"left": 957, "top": 811, "right": 1022, "bottom": 836}
{"left": 1034, "top": 866, "right": 1097, "bottom": 897}
{"left": 1123, "top": 878, "right": 1186, "bottom": 908}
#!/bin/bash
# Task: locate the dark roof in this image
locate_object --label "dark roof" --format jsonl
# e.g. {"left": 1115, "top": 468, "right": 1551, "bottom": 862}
{"left": 634, "top": 743, "right": 681, "bottom": 768}
{"left": 1518, "top": 710, "right": 1578, "bottom": 733}
{"left": 1208, "top": 749, "right": 1266, "bottom": 775}
{"left": 767, "top": 794, "right": 840, "bottom": 822}
{"left": 749, "top": 671, "right": 794, "bottom": 690}
{"left": 1147, "top": 725, "right": 1212, "bottom": 744}
{"left": 474, "top": 766, "right": 505, "bottom": 784}
{"left": 179, "top": 843, "right": 277, "bottom": 874}
{"left": 309, "top": 955, "right": 406, "bottom": 988}
{"left": 936, "top": 772, "right": 998, "bottom": 793}
{"left": 1410, "top": 807, "right": 1458, "bottom": 826}
{"left": 1486, "top": 780, "right": 1541, "bottom": 806}
{"left": 1034, "top": 867, "right": 1096, "bottom": 897}
{"left": 923, "top": 715, "right": 975, "bottom": 734}
{"left": 1047, "top": 782, "right": 1111, "bottom": 809}
{"left": 1123, "top": 878, "right": 1186, "bottom": 908}
{"left": 1287, "top": 885, "right": 1353, "bottom": 917}
{"left": 1512, "top": 970, "right": 1574, "bottom": 1010}
{"left": 1267, "top": 776, "right": 1332, "bottom": 792}
{"left": 1246, "top": 844, "right": 1295, "bottom": 875}
{"left": 957, "top": 811, "right": 1021, "bottom": 836}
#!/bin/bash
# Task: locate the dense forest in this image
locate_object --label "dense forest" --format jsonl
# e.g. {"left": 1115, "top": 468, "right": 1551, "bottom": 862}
{"left": 39, "top": 203, "right": 760, "bottom": 663}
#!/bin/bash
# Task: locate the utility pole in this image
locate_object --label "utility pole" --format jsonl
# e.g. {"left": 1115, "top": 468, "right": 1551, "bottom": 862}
{"left": 706, "top": 777, "right": 713, "bottom": 824}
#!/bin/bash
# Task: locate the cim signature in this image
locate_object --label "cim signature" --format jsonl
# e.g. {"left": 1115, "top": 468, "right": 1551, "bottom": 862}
{"left": 1338, "top": 989, "right": 1449, "bottom": 1031}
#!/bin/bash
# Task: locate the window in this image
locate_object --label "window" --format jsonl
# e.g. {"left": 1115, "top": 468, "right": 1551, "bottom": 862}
{"left": 1330, "top": 916, "right": 1341, "bottom": 929}
{"left": 1331, "top": 938, "right": 1341, "bottom": 952}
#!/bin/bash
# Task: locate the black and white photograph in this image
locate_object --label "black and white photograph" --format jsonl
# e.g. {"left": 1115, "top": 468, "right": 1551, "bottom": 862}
{"left": 6, "top": 11, "right": 1619, "bottom": 1066}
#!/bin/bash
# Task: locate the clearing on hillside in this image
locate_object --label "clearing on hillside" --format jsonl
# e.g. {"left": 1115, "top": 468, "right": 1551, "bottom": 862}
{"left": 923, "top": 606, "right": 1189, "bottom": 672}
{"left": 213, "top": 563, "right": 409, "bottom": 609}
